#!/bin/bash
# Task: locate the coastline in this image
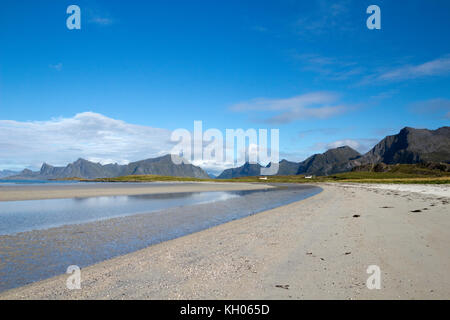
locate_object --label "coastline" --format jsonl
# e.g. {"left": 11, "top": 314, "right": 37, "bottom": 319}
{"left": 1, "top": 183, "right": 449, "bottom": 299}
{"left": 0, "top": 181, "right": 273, "bottom": 202}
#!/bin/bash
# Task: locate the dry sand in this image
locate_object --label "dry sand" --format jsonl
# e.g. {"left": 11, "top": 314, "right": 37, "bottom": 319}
{"left": 0, "top": 182, "right": 272, "bottom": 202}
{"left": 1, "top": 183, "right": 449, "bottom": 300}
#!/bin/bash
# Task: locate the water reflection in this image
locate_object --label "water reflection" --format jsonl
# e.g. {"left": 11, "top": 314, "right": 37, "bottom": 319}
{"left": 0, "top": 191, "right": 239, "bottom": 235}
{"left": 0, "top": 185, "right": 322, "bottom": 292}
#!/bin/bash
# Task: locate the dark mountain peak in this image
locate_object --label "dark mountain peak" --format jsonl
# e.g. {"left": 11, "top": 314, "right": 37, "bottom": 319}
{"left": 296, "top": 146, "right": 361, "bottom": 176}
{"left": 280, "top": 159, "right": 298, "bottom": 164}
{"left": 73, "top": 158, "right": 92, "bottom": 164}
{"left": 124, "top": 154, "right": 208, "bottom": 178}
{"left": 400, "top": 126, "right": 414, "bottom": 132}
{"left": 3, "top": 154, "right": 209, "bottom": 180}
{"left": 132, "top": 154, "right": 183, "bottom": 165}
{"left": 435, "top": 126, "right": 450, "bottom": 134}
{"left": 0, "top": 169, "right": 19, "bottom": 178}
{"left": 40, "top": 162, "right": 58, "bottom": 175}
{"left": 41, "top": 162, "right": 53, "bottom": 169}
{"left": 323, "top": 146, "right": 361, "bottom": 161}
{"left": 355, "top": 126, "right": 450, "bottom": 165}
{"left": 336, "top": 145, "right": 355, "bottom": 150}
{"left": 216, "top": 162, "right": 262, "bottom": 179}
{"left": 275, "top": 159, "right": 301, "bottom": 175}
{"left": 326, "top": 145, "right": 360, "bottom": 154}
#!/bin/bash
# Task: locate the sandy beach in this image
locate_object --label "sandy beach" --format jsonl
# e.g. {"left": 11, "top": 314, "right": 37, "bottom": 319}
{"left": 1, "top": 183, "right": 449, "bottom": 300}
{"left": 0, "top": 182, "right": 273, "bottom": 202}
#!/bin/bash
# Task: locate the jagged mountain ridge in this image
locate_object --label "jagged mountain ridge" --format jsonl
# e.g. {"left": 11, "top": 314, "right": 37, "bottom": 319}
{"left": 216, "top": 126, "right": 450, "bottom": 178}
{"left": 352, "top": 126, "right": 450, "bottom": 166}
{"left": 217, "top": 146, "right": 361, "bottom": 179}
{"left": 216, "top": 162, "right": 262, "bottom": 179}
{"left": 297, "top": 146, "right": 361, "bottom": 176}
{"left": 0, "top": 170, "right": 19, "bottom": 178}
{"left": 7, "top": 155, "right": 209, "bottom": 180}
{"left": 3, "top": 126, "right": 449, "bottom": 180}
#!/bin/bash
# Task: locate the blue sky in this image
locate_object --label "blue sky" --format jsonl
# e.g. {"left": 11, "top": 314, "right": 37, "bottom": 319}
{"left": 0, "top": 0, "right": 449, "bottom": 173}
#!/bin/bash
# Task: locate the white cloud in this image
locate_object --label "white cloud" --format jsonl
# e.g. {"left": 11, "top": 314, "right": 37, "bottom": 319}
{"left": 377, "top": 55, "right": 450, "bottom": 81}
{"left": 230, "top": 92, "right": 350, "bottom": 124}
{"left": 0, "top": 112, "right": 174, "bottom": 170}
{"left": 0, "top": 113, "right": 279, "bottom": 175}
{"left": 292, "top": 53, "right": 363, "bottom": 81}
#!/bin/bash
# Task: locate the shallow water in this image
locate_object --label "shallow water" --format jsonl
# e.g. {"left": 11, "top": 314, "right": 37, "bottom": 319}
{"left": 0, "top": 185, "right": 321, "bottom": 292}
{"left": 0, "top": 191, "right": 239, "bottom": 235}
{"left": 0, "top": 179, "right": 81, "bottom": 185}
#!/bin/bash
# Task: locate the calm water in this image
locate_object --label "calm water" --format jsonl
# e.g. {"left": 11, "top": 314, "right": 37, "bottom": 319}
{"left": 0, "top": 179, "right": 81, "bottom": 185}
{"left": 0, "top": 192, "right": 238, "bottom": 235}
{"left": 0, "top": 185, "right": 322, "bottom": 292}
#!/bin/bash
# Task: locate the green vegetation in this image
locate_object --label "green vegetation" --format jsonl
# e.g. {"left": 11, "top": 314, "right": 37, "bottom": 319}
{"left": 221, "top": 175, "right": 450, "bottom": 184}
{"left": 77, "top": 174, "right": 212, "bottom": 183}
{"left": 67, "top": 164, "right": 450, "bottom": 185}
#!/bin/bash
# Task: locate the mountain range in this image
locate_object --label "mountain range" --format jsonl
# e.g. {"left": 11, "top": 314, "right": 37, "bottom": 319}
{"left": 0, "top": 170, "right": 19, "bottom": 179}
{"left": 6, "top": 155, "right": 209, "bottom": 180}
{"left": 2, "top": 126, "right": 449, "bottom": 180}
{"left": 217, "top": 146, "right": 361, "bottom": 178}
{"left": 217, "top": 126, "right": 450, "bottom": 178}
{"left": 350, "top": 126, "right": 450, "bottom": 166}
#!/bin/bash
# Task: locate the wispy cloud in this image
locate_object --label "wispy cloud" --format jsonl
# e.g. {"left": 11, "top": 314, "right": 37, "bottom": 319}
{"left": 297, "top": 53, "right": 450, "bottom": 86}
{"left": 230, "top": 92, "right": 350, "bottom": 124}
{"left": 0, "top": 112, "right": 173, "bottom": 170}
{"left": 379, "top": 55, "right": 450, "bottom": 81}
{"left": 410, "top": 98, "right": 450, "bottom": 119}
{"left": 293, "top": 0, "right": 353, "bottom": 36}
{"left": 90, "top": 17, "right": 114, "bottom": 26}
{"left": 292, "top": 53, "right": 363, "bottom": 81}
{"left": 49, "top": 63, "right": 63, "bottom": 71}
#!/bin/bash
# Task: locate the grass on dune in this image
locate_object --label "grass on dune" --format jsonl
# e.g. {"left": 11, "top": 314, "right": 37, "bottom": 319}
{"left": 63, "top": 164, "right": 449, "bottom": 184}
{"left": 73, "top": 171, "right": 450, "bottom": 185}
{"left": 78, "top": 175, "right": 212, "bottom": 182}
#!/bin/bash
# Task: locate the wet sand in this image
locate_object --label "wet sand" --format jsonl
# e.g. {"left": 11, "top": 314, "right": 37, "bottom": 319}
{"left": 0, "top": 182, "right": 273, "bottom": 202}
{"left": 0, "top": 185, "right": 320, "bottom": 291}
{"left": 1, "top": 183, "right": 449, "bottom": 299}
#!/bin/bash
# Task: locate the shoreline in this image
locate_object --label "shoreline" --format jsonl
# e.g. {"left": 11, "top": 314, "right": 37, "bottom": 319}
{"left": 0, "top": 184, "right": 321, "bottom": 292}
{"left": 1, "top": 183, "right": 449, "bottom": 299}
{"left": 0, "top": 181, "right": 273, "bottom": 202}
